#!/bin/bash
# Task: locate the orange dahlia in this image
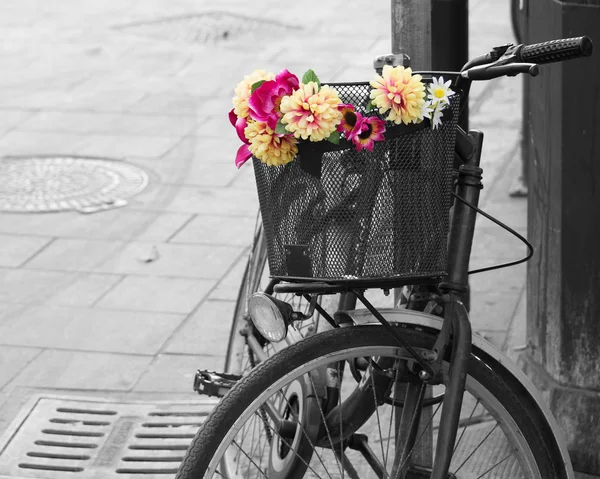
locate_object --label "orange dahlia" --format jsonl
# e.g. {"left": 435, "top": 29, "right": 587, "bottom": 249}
{"left": 370, "top": 65, "right": 426, "bottom": 125}
{"left": 279, "top": 82, "right": 342, "bottom": 142}
{"left": 245, "top": 121, "right": 298, "bottom": 167}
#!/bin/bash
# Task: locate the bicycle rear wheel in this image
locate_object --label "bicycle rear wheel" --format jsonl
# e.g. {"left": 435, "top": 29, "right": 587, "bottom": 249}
{"left": 179, "top": 325, "right": 568, "bottom": 479}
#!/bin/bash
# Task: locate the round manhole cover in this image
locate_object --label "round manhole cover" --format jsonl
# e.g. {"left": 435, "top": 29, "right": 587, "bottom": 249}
{"left": 0, "top": 156, "right": 149, "bottom": 213}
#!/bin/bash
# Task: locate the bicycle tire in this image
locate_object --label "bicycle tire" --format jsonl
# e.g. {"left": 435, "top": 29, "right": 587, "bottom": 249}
{"left": 179, "top": 324, "right": 567, "bottom": 479}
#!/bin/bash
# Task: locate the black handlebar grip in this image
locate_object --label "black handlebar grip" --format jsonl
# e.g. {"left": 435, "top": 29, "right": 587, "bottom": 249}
{"left": 519, "top": 36, "right": 593, "bottom": 64}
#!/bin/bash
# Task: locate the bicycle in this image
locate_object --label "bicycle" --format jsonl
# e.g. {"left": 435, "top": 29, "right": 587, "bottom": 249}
{"left": 178, "top": 36, "right": 593, "bottom": 479}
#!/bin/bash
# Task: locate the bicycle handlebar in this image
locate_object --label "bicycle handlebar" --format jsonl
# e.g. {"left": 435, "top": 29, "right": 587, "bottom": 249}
{"left": 518, "top": 36, "right": 593, "bottom": 64}
{"left": 460, "top": 36, "right": 593, "bottom": 82}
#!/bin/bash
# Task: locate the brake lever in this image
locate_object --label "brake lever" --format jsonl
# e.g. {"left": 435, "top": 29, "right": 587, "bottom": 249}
{"left": 461, "top": 62, "right": 539, "bottom": 80}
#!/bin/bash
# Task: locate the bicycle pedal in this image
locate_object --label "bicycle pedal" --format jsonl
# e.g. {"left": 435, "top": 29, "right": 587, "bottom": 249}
{"left": 194, "top": 370, "right": 241, "bottom": 398}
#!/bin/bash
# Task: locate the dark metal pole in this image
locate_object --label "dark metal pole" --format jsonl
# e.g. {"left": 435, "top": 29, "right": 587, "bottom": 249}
{"left": 431, "top": 0, "right": 469, "bottom": 129}
{"left": 391, "top": 0, "right": 432, "bottom": 70}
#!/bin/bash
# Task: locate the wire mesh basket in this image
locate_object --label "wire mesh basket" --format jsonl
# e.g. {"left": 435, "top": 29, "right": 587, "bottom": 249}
{"left": 253, "top": 82, "right": 460, "bottom": 285}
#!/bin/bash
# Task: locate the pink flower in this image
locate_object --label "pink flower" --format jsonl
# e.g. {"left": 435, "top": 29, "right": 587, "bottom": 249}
{"left": 248, "top": 69, "right": 299, "bottom": 129}
{"left": 348, "top": 116, "right": 386, "bottom": 152}
{"left": 337, "top": 104, "right": 361, "bottom": 137}
{"left": 229, "top": 109, "right": 252, "bottom": 168}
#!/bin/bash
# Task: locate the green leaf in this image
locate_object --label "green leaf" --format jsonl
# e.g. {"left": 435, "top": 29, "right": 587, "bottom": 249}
{"left": 302, "top": 69, "right": 321, "bottom": 89}
{"left": 251, "top": 80, "right": 266, "bottom": 94}
{"left": 366, "top": 100, "right": 376, "bottom": 113}
{"left": 275, "top": 117, "right": 289, "bottom": 135}
{"left": 327, "top": 131, "right": 341, "bottom": 145}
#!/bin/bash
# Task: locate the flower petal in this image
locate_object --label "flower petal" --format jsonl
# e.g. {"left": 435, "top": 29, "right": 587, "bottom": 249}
{"left": 275, "top": 69, "right": 300, "bottom": 90}
{"left": 234, "top": 116, "right": 249, "bottom": 144}
{"left": 235, "top": 144, "right": 252, "bottom": 168}
{"left": 229, "top": 108, "right": 238, "bottom": 127}
{"left": 248, "top": 80, "right": 277, "bottom": 123}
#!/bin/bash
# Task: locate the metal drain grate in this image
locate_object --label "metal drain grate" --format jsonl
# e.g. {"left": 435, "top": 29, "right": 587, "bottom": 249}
{"left": 0, "top": 156, "right": 148, "bottom": 214}
{"left": 114, "top": 11, "right": 301, "bottom": 45}
{"left": 0, "top": 396, "right": 218, "bottom": 478}
{"left": 0, "top": 397, "right": 520, "bottom": 478}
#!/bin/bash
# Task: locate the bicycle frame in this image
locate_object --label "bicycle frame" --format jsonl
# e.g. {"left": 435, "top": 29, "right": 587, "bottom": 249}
{"left": 343, "top": 123, "right": 485, "bottom": 479}
{"left": 259, "top": 112, "right": 484, "bottom": 478}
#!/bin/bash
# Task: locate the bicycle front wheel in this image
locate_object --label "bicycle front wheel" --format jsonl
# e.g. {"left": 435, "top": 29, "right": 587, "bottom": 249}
{"left": 179, "top": 325, "right": 567, "bottom": 479}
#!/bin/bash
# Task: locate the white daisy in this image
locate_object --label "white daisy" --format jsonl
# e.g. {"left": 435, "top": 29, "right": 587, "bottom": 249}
{"left": 419, "top": 101, "right": 433, "bottom": 122}
{"left": 431, "top": 103, "right": 445, "bottom": 130}
{"left": 428, "top": 76, "right": 455, "bottom": 105}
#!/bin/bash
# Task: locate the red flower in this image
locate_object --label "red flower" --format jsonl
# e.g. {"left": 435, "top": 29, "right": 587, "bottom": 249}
{"left": 348, "top": 116, "right": 386, "bottom": 152}
{"left": 337, "top": 104, "right": 361, "bottom": 137}
{"left": 248, "top": 69, "right": 299, "bottom": 130}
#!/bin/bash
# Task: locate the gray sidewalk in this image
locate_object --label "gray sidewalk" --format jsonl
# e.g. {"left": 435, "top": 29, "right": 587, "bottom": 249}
{"left": 0, "top": 0, "right": 564, "bottom": 477}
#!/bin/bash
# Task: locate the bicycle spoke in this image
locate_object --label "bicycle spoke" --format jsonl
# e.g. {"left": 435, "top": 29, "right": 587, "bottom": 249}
{"left": 369, "top": 363, "right": 388, "bottom": 476}
{"left": 308, "top": 373, "right": 345, "bottom": 477}
{"left": 270, "top": 387, "right": 333, "bottom": 479}
{"left": 384, "top": 364, "right": 401, "bottom": 473}
{"left": 453, "top": 423, "right": 500, "bottom": 474}
{"left": 475, "top": 449, "right": 518, "bottom": 478}
{"left": 396, "top": 399, "right": 442, "bottom": 475}
{"left": 338, "top": 452, "right": 361, "bottom": 479}
{"left": 252, "top": 400, "right": 327, "bottom": 479}
{"left": 453, "top": 398, "right": 480, "bottom": 454}
{"left": 391, "top": 381, "right": 426, "bottom": 477}
{"left": 231, "top": 440, "right": 268, "bottom": 478}
{"left": 246, "top": 417, "right": 264, "bottom": 477}
{"left": 338, "top": 362, "right": 345, "bottom": 479}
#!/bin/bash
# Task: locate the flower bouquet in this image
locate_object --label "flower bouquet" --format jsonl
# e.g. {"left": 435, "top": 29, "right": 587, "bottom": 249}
{"left": 229, "top": 67, "right": 460, "bottom": 284}
{"left": 230, "top": 66, "right": 456, "bottom": 169}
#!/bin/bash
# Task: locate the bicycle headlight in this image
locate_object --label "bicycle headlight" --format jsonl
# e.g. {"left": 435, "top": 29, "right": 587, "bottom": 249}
{"left": 248, "top": 292, "right": 292, "bottom": 342}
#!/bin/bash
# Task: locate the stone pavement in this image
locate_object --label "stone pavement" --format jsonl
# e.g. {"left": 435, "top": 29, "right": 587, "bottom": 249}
{"left": 0, "top": 0, "right": 591, "bottom": 477}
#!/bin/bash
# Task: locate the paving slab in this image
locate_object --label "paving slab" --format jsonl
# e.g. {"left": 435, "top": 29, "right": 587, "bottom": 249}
{"left": 76, "top": 133, "right": 184, "bottom": 159}
{"left": 207, "top": 254, "right": 248, "bottom": 302}
{"left": 46, "top": 273, "right": 124, "bottom": 307}
{"left": 0, "top": 131, "right": 89, "bottom": 156}
{"left": 163, "top": 300, "right": 236, "bottom": 356}
{"left": 0, "top": 110, "right": 34, "bottom": 131}
{"left": 95, "top": 275, "right": 215, "bottom": 314}
{"left": 11, "top": 350, "right": 152, "bottom": 391}
{"left": 23, "top": 238, "right": 126, "bottom": 272}
{"left": 15, "top": 111, "right": 118, "bottom": 135}
{"left": 134, "top": 185, "right": 259, "bottom": 216}
{"left": 0, "top": 305, "right": 185, "bottom": 355}
{"left": 471, "top": 224, "right": 528, "bottom": 265}
{"left": 0, "top": 234, "right": 52, "bottom": 268}
{"left": 0, "top": 268, "right": 80, "bottom": 305}
{"left": 133, "top": 353, "right": 223, "bottom": 393}
{"left": 0, "top": 210, "right": 192, "bottom": 242}
{"left": 93, "top": 242, "right": 244, "bottom": 279}
{"left": 131, "top": 137, "right": 240, "bottom": 187}
{"left": 0, "top": 347, "right": 42, "bottom": 390}
{"left": 504, "top": 289, "right": 527, "bottom": 361}
{"left": 470, "top": 285, "right": 525, "bottom": 332}
{"left": 169, "top": 214, "right": 255, "bottom": 246}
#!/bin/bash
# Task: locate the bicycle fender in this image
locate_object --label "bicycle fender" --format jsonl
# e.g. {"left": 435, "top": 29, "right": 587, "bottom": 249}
{"left": 338, "top": 307, "right": 575, "bottom": 479}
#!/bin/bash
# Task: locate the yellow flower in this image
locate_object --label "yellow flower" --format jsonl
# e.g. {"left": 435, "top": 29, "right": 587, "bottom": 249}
{"left": 370, "top": 65, "right": 426, "bottom": 125}
{"left": 232, "top": 69, "right": 275, "bottom": 119}
{"left": 245, "top": 121, "right": 298, "bottom": 167}
{"left": 279, "top": 82, "right": 342, "bottom": 141}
